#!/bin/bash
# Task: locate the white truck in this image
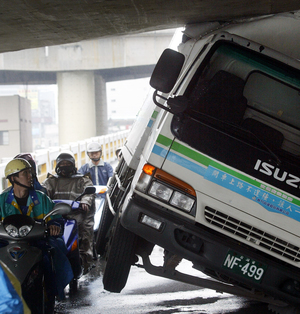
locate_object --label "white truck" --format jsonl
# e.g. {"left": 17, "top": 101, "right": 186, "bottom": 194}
{"left": 96, "top": 12, "right": 300, "bottom": 313}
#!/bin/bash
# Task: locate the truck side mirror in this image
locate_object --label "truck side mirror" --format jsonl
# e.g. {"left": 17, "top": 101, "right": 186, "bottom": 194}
{"left": 150, "top": 49, "right": 185, "bottom": 93}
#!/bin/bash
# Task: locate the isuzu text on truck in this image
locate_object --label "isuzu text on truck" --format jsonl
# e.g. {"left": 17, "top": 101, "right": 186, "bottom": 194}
{"left": 96, "top": 12, "right": 300, "bottom": 313}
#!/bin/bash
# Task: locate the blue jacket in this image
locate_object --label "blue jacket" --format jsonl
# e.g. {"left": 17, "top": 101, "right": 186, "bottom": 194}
{"left": 78, "top": 160, "right": 113, "bottom": 186}
{"left": 0, "top": 262, "right": 29, "bottom": 314}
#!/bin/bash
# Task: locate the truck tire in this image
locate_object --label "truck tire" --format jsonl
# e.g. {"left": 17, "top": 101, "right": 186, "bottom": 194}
{"left": 102, "top": 216, "right": 137, "bottom": 293}
{"left": 95, "top": 202, "right": 114, "bottom": 256}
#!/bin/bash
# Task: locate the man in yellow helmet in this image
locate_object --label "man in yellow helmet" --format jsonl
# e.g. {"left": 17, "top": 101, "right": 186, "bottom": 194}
{"left": 0, "top": 158, "right": 73, "bottom": 304}
{"left": 0, "top": 158, "right": 57, "bottom": 222}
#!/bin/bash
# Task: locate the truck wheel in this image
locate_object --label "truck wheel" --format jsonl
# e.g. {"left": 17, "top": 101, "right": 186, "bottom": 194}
{"left": 102, "top": 216, "right": 137, "bottom": 293}
{"left": 95, "top": 203, "right": 114, "bottom": 256}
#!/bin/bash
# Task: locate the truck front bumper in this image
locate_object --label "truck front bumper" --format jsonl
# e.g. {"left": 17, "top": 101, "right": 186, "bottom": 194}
{"left": 121, "top": 194, "right": 300, "bottom": 306}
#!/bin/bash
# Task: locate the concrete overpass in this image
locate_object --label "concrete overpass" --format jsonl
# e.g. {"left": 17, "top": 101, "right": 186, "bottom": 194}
{"left": 0, "top": 31, "right": 174, "bottom": 144}
{"left": 1, "top": 1, "right": 300, "bottom": 54}
{"left": 1, "top": 1, "right": 300, "bottom": 146}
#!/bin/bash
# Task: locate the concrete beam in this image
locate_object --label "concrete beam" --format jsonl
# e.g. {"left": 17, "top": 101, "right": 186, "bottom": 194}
{"left": 0, "top": 1, "right": 300, "bottom": 53}
{"left": 0, "top": 32, "right": 173, "bottom": 72}
{"left": 0, "top": 65, "right": 155, "bottom": 85}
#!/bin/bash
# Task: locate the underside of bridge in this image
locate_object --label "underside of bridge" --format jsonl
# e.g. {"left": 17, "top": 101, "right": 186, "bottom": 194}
{"left": 2, "top": 1, "right": 300, "bottom": 148}
{"left": 2, "top": 0, "right": 300, "bottom": 53}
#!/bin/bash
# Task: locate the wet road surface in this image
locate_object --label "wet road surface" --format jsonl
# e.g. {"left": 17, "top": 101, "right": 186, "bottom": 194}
{"left": 54, "top": 246, "right": 276, "bottom": 314}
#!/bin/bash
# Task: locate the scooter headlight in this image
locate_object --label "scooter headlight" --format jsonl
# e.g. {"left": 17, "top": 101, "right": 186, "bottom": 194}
{"left": 19, "top": 225, "right": 32, "bottom": 237}
{"left": 5, "top": 225, "right": 19, "bottom": 237}
{"left": 5, "top": 224, "right": 32, "bottom": 238}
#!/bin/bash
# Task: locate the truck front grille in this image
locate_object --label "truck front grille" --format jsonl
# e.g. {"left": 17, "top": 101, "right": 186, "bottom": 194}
{"left": 204, "top": 206, "right": 300, "bottom": 263}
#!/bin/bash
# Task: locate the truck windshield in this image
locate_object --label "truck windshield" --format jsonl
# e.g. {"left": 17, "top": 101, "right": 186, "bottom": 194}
{"left": 171, "top": 41, "right": 300, "bottom": 196}
{"left": 214, "top": 43, "right": 300, "bottom": 128}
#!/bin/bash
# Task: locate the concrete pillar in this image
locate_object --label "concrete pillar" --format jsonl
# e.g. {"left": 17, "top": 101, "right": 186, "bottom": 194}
{"left": 57, "top": 71, "right": 96, "bottom": 145}
{"left": 95, "top": 74, "right": 108, "bottom": 135}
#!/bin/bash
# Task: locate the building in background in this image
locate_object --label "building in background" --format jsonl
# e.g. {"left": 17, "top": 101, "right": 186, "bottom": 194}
{"left": 0, "top": 85, "right": 58, "bottom": 151}
{"left": 0, "top": 76, "right": 150, "bottom": 157}
{"left": 28, "top": 86, "right": 58, "bottom": 149}
{"left": 0, "top": 95, "right": 32, "bottom": 159}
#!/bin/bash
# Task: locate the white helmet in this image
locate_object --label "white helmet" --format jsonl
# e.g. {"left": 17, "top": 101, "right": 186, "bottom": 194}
{"left": 87, "top": 142, "right": 102, "bottom": 153}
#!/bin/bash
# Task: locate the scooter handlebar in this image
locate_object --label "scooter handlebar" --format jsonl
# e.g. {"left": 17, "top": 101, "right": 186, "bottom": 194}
{"left": 53, "top": 199, "right": 81, "bottom": 210}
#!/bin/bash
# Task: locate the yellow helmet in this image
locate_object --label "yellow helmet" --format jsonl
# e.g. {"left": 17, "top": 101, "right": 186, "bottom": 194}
{"left": 5, "top": 158, "right": 31, "bottom": 179}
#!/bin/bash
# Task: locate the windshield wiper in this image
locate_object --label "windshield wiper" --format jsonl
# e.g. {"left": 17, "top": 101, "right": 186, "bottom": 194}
{"left": 187, "top": 110, "right": 282, "bottom": 166}
{"left": 242, "top": 128, "right": 282, "bottom": 166}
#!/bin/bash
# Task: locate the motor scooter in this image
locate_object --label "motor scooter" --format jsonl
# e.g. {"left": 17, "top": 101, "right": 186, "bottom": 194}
{"left": 57, "top": 185, "right": 105, "bottom": 264}
{"left": 53, "top": 186, "right": 96, "bottom": 293}
{"left": 92, "top": 185, "right": 107, "bottom": 259}
{"left": 0, "top": 202, "right": 71, "bottom": 314}
{"left": 93, "top": 185, "right": 107, "bottom": 234}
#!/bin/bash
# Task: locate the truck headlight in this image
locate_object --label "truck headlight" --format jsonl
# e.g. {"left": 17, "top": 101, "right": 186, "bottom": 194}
{"left": 170, "top": 191, "right": 195, "bottom": 212}
{"left": 136, "top": 164, "right": 196, "bottom": 214}
{"left": 149, "top": 181, "right": 173, "bottom": 201}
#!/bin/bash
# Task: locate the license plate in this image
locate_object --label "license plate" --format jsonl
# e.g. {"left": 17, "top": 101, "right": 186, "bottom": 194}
{"left": 222, "top": 250, "right": 267, "bottom": 283}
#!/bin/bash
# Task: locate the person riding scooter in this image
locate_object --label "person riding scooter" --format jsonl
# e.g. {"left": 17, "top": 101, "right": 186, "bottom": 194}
{"left": 78, "top": 142, "right": 113, "bottom": 187}
{"left": 42, "top": 151, "right": 95, "bottom": 275}
{"left": 0, "top": 158, "right": 73, "bottom": 303}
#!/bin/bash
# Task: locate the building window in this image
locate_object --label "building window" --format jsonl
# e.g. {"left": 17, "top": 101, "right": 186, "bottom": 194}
{"left": 0, "top": 131, "right": 9, "bottom": 145}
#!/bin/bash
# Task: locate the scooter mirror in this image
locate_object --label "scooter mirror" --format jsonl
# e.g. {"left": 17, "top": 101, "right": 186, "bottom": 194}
{"left": 83, "top": 186, "right": 96, "bottom": 195}
{"left": 44, "top": 203, "right": 72, "bottom": 221}
{"left": 73, "top": 186, "right": 96, "bottom": 203}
